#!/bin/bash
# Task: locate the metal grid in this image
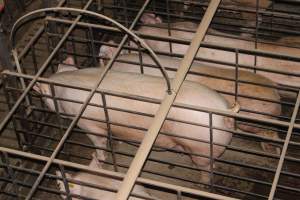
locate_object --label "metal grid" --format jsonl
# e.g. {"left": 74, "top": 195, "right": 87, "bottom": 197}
{"left": 0, "top": 0, "right": 300, "bottom": 199}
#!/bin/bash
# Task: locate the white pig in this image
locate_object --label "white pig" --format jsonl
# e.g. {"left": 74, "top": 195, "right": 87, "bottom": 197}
{"left": 135, "top": 18, "right": 300, "bottom": 90}
{"left": 98, "top": 50, "right": 281, "bottom": 154}
{"left": 34, "top": 64, "right": 237, "bottom": 184}
{"left": 56, "top": 153, "right": 160, "bottom": 200}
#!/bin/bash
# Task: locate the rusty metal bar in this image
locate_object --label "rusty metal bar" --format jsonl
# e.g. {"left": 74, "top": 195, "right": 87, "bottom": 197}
{"left": 115, "top": 1, "right": 222, "bottom": 199}
{"left": 268, "top": 91, "right": 300, "bottom": 200}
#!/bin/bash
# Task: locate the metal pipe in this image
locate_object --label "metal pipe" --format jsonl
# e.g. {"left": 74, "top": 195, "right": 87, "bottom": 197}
{"left": 115, "top": 1, "right": 222, "bottom": 199}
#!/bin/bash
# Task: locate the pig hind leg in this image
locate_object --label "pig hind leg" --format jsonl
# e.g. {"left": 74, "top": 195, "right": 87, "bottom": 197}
{"left": 77, "top": 119, "right": 108, "bottom": 166}
{"left": 182, "top": 144, "right": 217, "bottom": 187}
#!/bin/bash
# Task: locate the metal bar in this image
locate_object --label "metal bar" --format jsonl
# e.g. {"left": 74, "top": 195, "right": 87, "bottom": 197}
{"left": 115, "top": 1, "right": 221, "bottom": 199}
{"left": 12, "top": 50, "right": 31, "bottom": 110}
{"left": 0, "top": 146, "right": 239, "bottom": 200}
{"left": 58, "top": 165, "right": 72, "bottom": 200}
{"left": 268, "top": 91, "right": 300, "bottom": 200}
{"left": 209, "top": 112, "right": 214, "bottom": 191}
{"left": 0, "top": 24, "right": 13, "bottom": 70}
{"left": 22, "top": 1, "right": 95, "bottom": 199}
{"left": 101, "top": 93, "right": 118, "bottom": 172}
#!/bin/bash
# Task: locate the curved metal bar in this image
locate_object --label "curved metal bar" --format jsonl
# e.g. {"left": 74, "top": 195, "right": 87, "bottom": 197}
{"left": 10, "top": 7, "right": 172, "bottom": 93}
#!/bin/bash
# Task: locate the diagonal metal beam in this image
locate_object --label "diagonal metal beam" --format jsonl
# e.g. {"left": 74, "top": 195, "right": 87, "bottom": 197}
{"left": 115, "top": 0, "right": 222, "bottom": 199}
{"left": 268, "top": 91, "right": 300, "bottom": 200}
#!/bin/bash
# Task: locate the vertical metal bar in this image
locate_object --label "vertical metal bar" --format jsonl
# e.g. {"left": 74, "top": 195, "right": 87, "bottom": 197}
{"left": 268, "top": 91, "right": 300, "bottom": 200}
{"left": 12, "top": 50, "right": 31, "bottom": 109}
{"left": 98, "top": 0, "right": 103, "bottom": 12}
{"left": 116, "top": 1, "right": 221, "bottom": 199}
{"left": 70, "top": 30, "right": 78, "bottom": 66}
{"left": 30, "top": 44, "right": 38, "bottom": 74}
{"left": 50, "top": 83, "right": 70, "bottom": 160}
{"left": 0, "top": 24, "right": 13, "bottom": 70}
{"left": 137, "top": 43, "right": 144, "bottom": 74}
{"left": 58, "top": 164, "right": 72, "bottom": 200}
{"left": 270, "top": 2, "right": 274, "bottom": 35}
{"left": 122, "top": 0, "right": 129, "bottom": 28}
{"left": 88, "top": 26, "right": 97, "bottom": 66}
{"left": 209, "top": 112, "right": 214, "bottom": 191}
{"left": 22, "top": 1, "right": 95, "bottom": 199}
{"left": 235, "top": 49, "right": 239, "bottom": 103}
{"left": 101, "top": 93, "right": 118, "bottom": 172}
{"left": 177, "top": 190, "right": 182, "bottom": 200}
{"left": 166, "top": 0, "right": 173, "bottom": 54}
{"left": 254, "top": 0, "right": 259, "bottom": 74}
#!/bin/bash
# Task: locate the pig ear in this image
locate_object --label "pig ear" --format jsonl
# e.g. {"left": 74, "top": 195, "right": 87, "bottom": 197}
{"left": 140, "top": 13, "right": 162, "bottom": 24}
{"left": 32, "top": 82, "right": 41, "bottom": 94}
{"left": 99, "top": 41, "right": 117, "bottom": 66}
{"left": 63, "top": 57, "right": 75, "bottom": 66}
{"left": 155, "top": 16, "right": 162, "bottom": 24}
{"left": 91, "top": 152, "right": 103, "bottom": 168}
{"left": 57, "top": 64, "right": 78, "bottom": 73}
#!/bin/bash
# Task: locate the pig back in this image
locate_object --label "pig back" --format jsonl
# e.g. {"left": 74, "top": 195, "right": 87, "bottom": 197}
{"left": 48, "top": 68, "right": 229, "bottom": 128}
{"left": 50, "top": 67, "right": 229, "bottom": 110}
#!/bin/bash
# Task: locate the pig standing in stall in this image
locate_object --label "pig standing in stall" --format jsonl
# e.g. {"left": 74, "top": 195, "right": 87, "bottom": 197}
{"left": 33, "top": 58, "right": 238, "bottom": 184}
{"left": 98, "top": 49, "right": 281, "bottom": 154}
{"left": 56, "top": 153, "right": 160, "bottom": 200}
{"left": 136, "top": 14, "right": 300, "bottom": 90}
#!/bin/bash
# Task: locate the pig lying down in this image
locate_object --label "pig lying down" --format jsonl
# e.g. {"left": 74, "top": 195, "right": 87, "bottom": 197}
{"left": 56, "top": 153, "right": 160, "bottom": 200}
{"left": 136, "top": 15, "right": 300, "bottom": 90}
{"left": 34, "top": 59, "right": 237, "bottom": 184}
{"left": 98, "top": 49, "right": 281, "bottom": 154}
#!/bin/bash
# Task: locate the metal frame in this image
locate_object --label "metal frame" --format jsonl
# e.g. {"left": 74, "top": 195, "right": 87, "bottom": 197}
{"left": 0, "top": 0, "right": 300, "bottom": 199}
